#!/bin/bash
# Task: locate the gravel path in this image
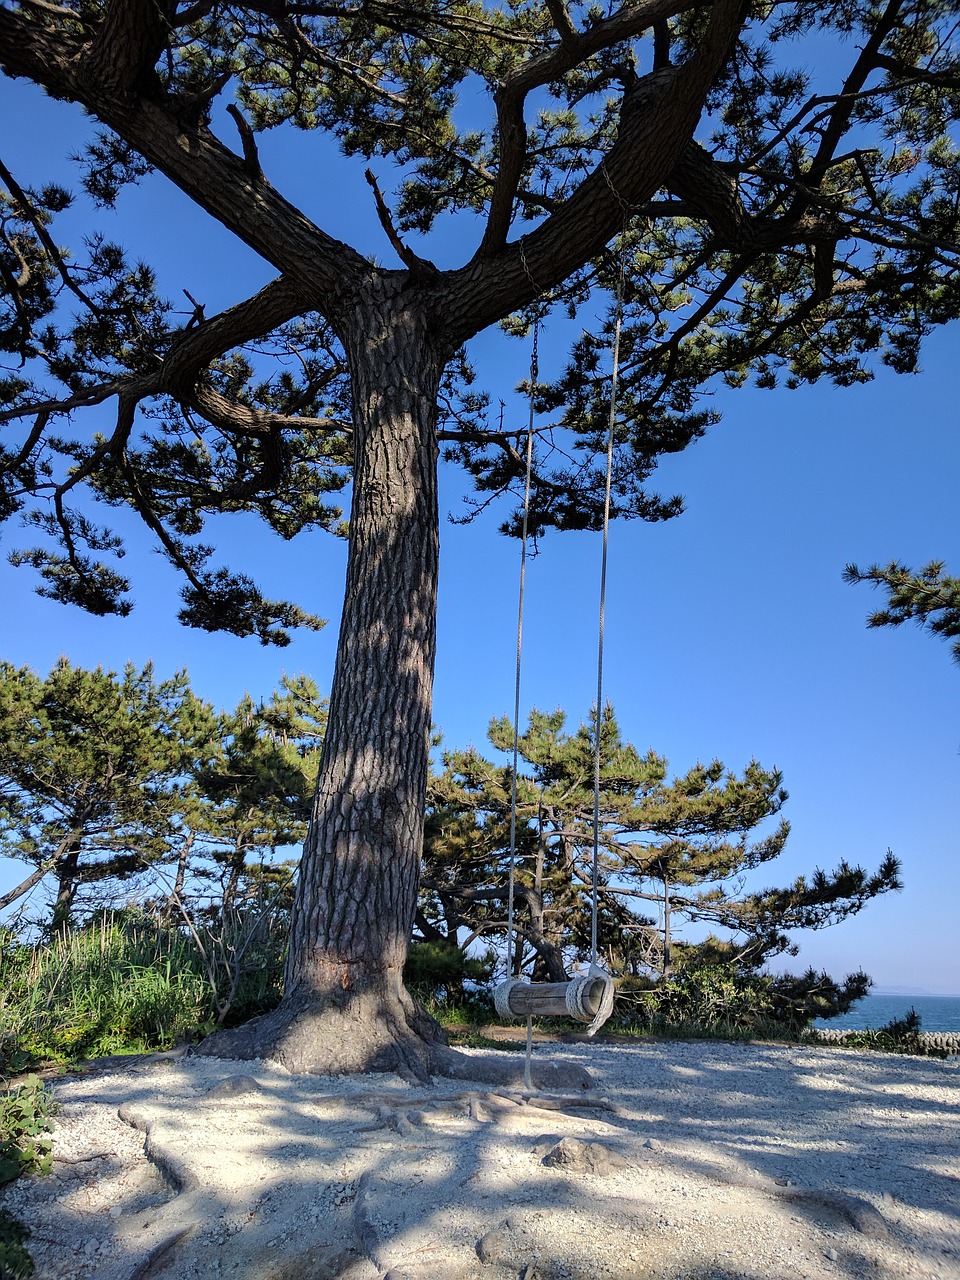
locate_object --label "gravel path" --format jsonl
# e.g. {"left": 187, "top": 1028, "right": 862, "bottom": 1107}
{"left": 2, "top": 1039, "right": 957, "bottom": 1279}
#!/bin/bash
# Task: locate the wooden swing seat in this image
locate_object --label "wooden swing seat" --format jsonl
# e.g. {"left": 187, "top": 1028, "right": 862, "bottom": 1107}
{"left": 494, "top": 969, "right": 615, "bottom": 1031}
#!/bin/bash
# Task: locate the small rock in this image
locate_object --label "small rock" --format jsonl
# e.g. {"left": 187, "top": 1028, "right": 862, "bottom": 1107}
{"left": 476, "top": 1228, "right": 509, "bottom": 1264}
{"left": 643, "top": 1137, "right": 661, "bottom": 1151}
{"left": 205, "top": 1075, "right": 262, "bottom": 1099}
{"left": 825, "top": 1247, "right": 838, "bottom": 1262}
{"left": 531, "top": 1135, "right": 562, "bottom": 1158}
{"left": 541, "top": 1137, "right": 630, "bottom": 1176}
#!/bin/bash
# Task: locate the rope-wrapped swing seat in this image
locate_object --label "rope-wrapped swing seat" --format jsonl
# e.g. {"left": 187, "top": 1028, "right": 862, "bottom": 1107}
{"left": 493, "top": 966, "right": 616, "bottom": 1036}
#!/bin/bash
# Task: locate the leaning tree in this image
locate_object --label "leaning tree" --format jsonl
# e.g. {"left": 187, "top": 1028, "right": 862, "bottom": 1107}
{"left": 1, "top": 0, "right": 958, "bottom": 1075}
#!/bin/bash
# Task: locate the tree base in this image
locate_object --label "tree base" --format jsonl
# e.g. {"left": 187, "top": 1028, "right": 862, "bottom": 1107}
{"left": 192, "top": 987, "right": 594, "bottom": 1091}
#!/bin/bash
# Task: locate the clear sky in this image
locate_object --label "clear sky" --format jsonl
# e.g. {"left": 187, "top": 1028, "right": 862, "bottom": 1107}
{"left": 1, "top": 74, "right": 957, "bottom": 996}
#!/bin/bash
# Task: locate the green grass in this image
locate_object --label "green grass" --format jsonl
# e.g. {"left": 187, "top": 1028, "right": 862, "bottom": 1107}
{"left": 0, "top": 915, "right": 284, "bottom": 1075}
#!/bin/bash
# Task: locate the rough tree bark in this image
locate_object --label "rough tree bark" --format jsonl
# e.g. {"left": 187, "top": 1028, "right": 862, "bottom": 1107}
{"left": 200, "top": 288, "right": 453, "bottom": 1076}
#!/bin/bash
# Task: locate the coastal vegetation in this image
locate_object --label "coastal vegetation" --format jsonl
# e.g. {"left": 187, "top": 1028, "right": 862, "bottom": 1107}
{"left": 0, "top": 658, "right": 922, "bottom": 1078}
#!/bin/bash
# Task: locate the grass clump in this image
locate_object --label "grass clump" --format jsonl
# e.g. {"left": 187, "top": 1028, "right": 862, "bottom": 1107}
{"left": 0, "top": 921, "right": 208, "bottom": 1072}
{"left": 0, "top": 912, "right": 285, "bottom": 1074}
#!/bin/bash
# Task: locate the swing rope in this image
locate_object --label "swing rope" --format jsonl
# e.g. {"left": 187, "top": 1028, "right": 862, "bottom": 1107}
{"left": 502, "top": 313, "right": 540, "bottom": 1091}
{"left": 578, "top": 222, "right": 629, "bottom": 1041}
{"left": 499, "top": 219, "right": 628, "bottom": 1069}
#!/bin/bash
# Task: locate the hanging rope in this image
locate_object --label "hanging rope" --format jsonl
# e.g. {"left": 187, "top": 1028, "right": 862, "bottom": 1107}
{"left": 577, "top": 205, "right": 631, "bottom": 1039}
{"left": 504, "top": 317, "right": 538, "bottom": 986}
{"left": 502, "top": 310, "right": 541, "bottom": 1092}
{"left": 590, "top": 227, "right": 628, "bottom": 966}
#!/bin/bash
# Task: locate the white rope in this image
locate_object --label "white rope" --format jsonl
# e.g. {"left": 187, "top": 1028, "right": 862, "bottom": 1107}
{"left": 563, "top": 964, "right": 617, "bottom": 1035}
{"left": 590, "top": 234, "right": 625, "bottom": 967}
{"left": 493, "top": 977, "right": 525, "bottom": 1021}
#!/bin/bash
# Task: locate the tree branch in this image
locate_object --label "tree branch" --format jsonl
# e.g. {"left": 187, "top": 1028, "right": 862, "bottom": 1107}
{"left": 364, "top": 169, "right": 438, "bottom": 278}
{"left": 452, "top": 0, "right": 749, "bottom": 336}
{"left": 0, "top": 4, "right": 371, "bottom": 312}
{"left": 81, "top": 0, "right": 170, "bottom": 100}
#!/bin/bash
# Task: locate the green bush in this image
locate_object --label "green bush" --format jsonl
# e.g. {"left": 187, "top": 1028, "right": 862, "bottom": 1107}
{"left": 404, "top": 940, "right": 496, "bottom": 1003}
{"left": 0, "top": 1076, "right": 55, "bottom": 1184}
{"left": 618, "top": 965, "right": 778, "bottom": 1035}
{"left": 0, "top": 1210, "right": 34, "bottom": 1280}
{"left": 615, "top": 963, "right": 872, "bottom": 1040}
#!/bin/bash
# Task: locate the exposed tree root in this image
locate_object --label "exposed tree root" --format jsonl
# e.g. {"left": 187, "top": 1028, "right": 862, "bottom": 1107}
{"left": 191, "top": 987, "right": 595, "bottom": 1091}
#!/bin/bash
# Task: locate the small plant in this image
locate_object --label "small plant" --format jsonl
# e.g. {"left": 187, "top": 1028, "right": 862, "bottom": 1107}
{"left": 806, "top": 1006, "right": 943, "bottom": 1057}
{"left": 0, "top": 1076, "right": 56, "bottom": 1184}
{"left": 0, "top": 1209, "right": 34, "bottom": 1280}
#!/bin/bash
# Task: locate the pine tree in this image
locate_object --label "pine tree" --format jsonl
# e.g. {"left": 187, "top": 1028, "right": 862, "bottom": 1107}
{"left": 0, "top": 658, "right": 215, "bottom": 929}
{"left": 844, "top": 560, "right": 960, "bottom": 664}
{"left": 428, "top": 705, "right": 901, "bottom": 983}
{"left": 1, "top": 1, "right": 956, "bottom": 1073}
{"left": 191, "top": 675, "right": 326, "bottom": 915}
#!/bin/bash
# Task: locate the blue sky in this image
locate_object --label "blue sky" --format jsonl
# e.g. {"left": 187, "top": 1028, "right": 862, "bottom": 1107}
{"left": 1, "top": 74, "right": 958, "bottom": 996}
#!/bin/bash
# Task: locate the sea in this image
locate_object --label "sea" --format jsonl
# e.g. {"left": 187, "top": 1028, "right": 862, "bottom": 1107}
{"left": 812, "top": 992, "right": 960, "bottom": 1033}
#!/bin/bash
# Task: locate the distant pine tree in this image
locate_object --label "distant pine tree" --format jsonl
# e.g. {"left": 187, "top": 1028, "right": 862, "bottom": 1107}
{"left": 426, "top": 705, "right": 901, "bottom": 984}
{"left": 0, "top": 658, "right": 215, "bottom": 929}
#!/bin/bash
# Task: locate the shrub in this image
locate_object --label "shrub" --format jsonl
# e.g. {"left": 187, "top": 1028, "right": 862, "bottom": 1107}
{"left": 0, "top": 1076, "right": 55, "bottom": 1184}
{"left": 806, "top": 1007, "right": 945, "bottom": 1057}
{"left": 0, "top": 1209, "right": 34, "bottom": 1280}
{"left": 404, "top": 941, "right": 496, "bottom": 1004}
{"left": 615, "top": 963, "right": 873, "bottom": 1039}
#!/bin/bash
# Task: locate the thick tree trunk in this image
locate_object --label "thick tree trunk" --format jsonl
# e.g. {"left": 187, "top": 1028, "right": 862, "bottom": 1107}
{"left": 197, "top": 294, "right": 446, "bottom": 1076}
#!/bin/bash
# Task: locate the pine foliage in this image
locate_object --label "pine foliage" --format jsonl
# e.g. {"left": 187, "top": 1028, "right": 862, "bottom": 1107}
{"left": 844, "top": 560, "right": 960, "bottom": 663}
{"left": 426, "top": 705, "right": 901, "bottom": 981}
{"left": 1, "top": 3, "right": 959, "bottom": 635}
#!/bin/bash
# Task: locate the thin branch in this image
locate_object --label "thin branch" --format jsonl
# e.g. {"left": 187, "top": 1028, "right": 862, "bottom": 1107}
{"left": 0, "top": 154, "right": 115, "bottom": 321}
{"left": 364, "top": 169, "right": 438, "bottom": 277}
{"left": 226, "top": 103, "right": 264, "bottom": 182}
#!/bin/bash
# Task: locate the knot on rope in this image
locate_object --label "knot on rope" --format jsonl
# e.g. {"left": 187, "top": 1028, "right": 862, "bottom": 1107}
{"left": 565, "top": 963, "right": 616, "bottom": 1036}
{"left": 493, "top": 977, "right": 525, "bottom": 1021}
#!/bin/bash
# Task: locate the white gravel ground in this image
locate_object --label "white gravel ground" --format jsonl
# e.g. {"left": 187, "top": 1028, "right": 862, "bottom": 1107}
{"left": 2, "top": 1039, "right": 958, "bottom": 1280}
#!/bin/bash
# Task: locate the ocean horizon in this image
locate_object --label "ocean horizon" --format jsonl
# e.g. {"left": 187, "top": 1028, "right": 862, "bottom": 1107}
{"left": 813, "top": 991, "right": 960, "bottom": 1033}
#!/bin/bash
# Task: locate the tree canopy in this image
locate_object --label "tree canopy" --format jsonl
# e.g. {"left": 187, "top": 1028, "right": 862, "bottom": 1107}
{"left": 1, "top": 1, "right": 959, "bottom": 633}
{"left": 423, "top": 705, "right": 901, "bottom": 982}
{"left": 0, "top": 659, "right": 324, "bottom": 930}
{"left": 0, "top": 657, "right": 213, "bottom": 929}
